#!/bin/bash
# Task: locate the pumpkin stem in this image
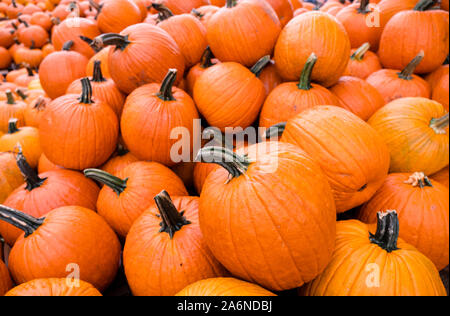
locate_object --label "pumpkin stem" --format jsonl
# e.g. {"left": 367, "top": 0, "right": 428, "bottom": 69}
{"left": 62, "top": 40, "right": 74, "bottom": 51}
{"left": 250, "top": 55, "right": 271, "bottom": 78}
{"left": 351, "top": 43, "right": 371, "bottom": 61}
{"left": 414, "top": 0, "right": 437, "bottom": 11}
{"left": 298, "top": 53, "right": 318, "bottom": 90}
{"left": 264, "top": 122, "right": 287, "bottom": 139}
{"left": 5, "top": 90, "right": 15, "bottom": 105}
{"left": 398, "top": 51, "right": 424, "bottom": 80}
{"left": 88, "top": 0, "right": 101, "bottom": 11}
{"left": 357, "top": 0, "right": 370, "bottom": 13}
{"left": 14, "top": 145, "right": 47, "bottom": 191}
{"left": 430, "top": 113, "right": 449, "bottom": 134}
{"left": 155, "top": 190, "right": 191, "bottom": 239}
{"left": 196, "top": 146, "right": 250, "bottom": 182}
{"left": 7, "top": 118, "right": 20, "bottom": 134}
{"left": 157, "top": 69, "right": 177, "bottom": 101}
{"left": 51, "top": 17, "right": 61, "bottom": 25}
{"left": 78, "top": 78, "right": 93, "bottom": 104}
{"left": 83, "top": 169, "right": 128, "bottom": 196}
{"left": 151, "top": 3, "right": 174, "bottom": 21}
{"left": 18, "top": 18, "right": 29, "bottom": 28}
{"left": 15, "top": 88, "right": 28, "bottom": 101}
{"left": 92, "top": 60, "right": 106, "bottom": 82}
{"left": 404, "top": 172, "right": 433, "bottom": 189}
{"left": 117, "top": 144, "right": 129, "bottom": 156}
{"left": 0, "top": 205, "right": 44, "bottom": 238}
{"left": 33, "top": 96, "right": 46, "bottom": 111}
{"left": 200, "top": 46, "right": 215, "bottom": 69}
{"left": 91, "top": 33, "right": 130, "bottom": 52}
{"left": 191, "top": 8, "right": 204, "bottom": 19}
{"left": 79, "top": 36, "right": 101, "bottom": 53}
{"left": 226, "top": 0, "right": 237, "bottom": 8}
{"left": 369, "top": 210, "right": 400, "bottom": 253}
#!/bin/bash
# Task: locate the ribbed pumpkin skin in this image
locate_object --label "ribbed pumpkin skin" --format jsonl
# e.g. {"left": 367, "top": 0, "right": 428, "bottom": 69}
{"left": 193, "top": 62, "right": 266, "bottom": 132}
{"left": 124, "top": 196, "right": 227, "bottom": 296}
{"left": 425, "top": 65, "right": 449, "bottom": 90}
{"left": 0, "top": 170, "right": 100, "bottom": 246}
{"left": 86, "top": 47, "right": 112, "bottom": 78}
{"left": 302, "top": 220, "right": 447, "bottom": 296}
{"left": 38, "top": 154, "right": 64, "bottom": 174}
{"left": 8, "top": 206, "right": 121, "bottom": 292}
{"left": 282, "top": 106, "right": 390, "bottom": 213}
{"left": 378, "top": 9, "right": 449, "bottom": 74}
{"left": 199, "top": 142, "right": 337, "bottom": 291}
{"left": 176, "top": 278, "right": 276, "bottom": 296}
{"left": 259, "top": 82, "right": 340, "bottom": 129}
{"left": 259, "top": 60, "right": 283, "bottom": 97}
{"left": 100, "top": 152, "right": 139, "bottom": 176}
{"left": 51, "top": 18, "right": 100, "bottom": 58}
{"left": 343, "top": 48, "right": 382, "bottom": 79}
{"left": 378, "top": 0, "right": 417, "bottom": 30}
{"left": 359, "top": 174, "right": 449, "bottom": 271}
{"left": 274, "top": 11, "right": 351, "bottom": 87}
{"left": 432, "top": 74, "right": 449, "bottom": 111}
{"left": 265, "top": 0, "right": 294, "bottom": 27}
{"left": 39, "top": 94, "right": 119, "bottom": 170}
{"left": 330, "top": 76, "right": 385, "bottom": 121}
{"left": 366, "top": 69, "right": 431, "bottom": 104}
{"left": 0, "top": 126, "right": 42, "bottom": 169}
{"left": 0, "top": 260, "right": 13, "bottom": 296}
{"left": 96, "top": 162, "right": 188, "bottom": 238}
{"left": 0, "top": 153, "right": 23, "bottom": 204}
{"left": 97, "top": 0, "right": 143, "bottom": 33}
{"left": 193, "top": 162, "right": 220, "bottom": 195}
{"left": 206, "top": 0, "right": 281, "bottom": 67}
{"left": 121, "top": 83, "right": 199, "bottom": 166}
{"left": 431, "top": 166, "right": 449, "bottom": 188}
{"left": 0, "top": 98, "right": 26, "bottom": 133}
{"left": 193, "top": 5, "right": 221, "bottom": 28}
{"left": 106, "top": 24, "right": 185, "bottom": 94}
{"left": 157, "top": 14, "right": 208, "bottom": 68}
{"left": 5, "top": 278, "right": 102, "bottom": 296}
{"left": 368, "top": 98, "right": 449, "bottom": 175}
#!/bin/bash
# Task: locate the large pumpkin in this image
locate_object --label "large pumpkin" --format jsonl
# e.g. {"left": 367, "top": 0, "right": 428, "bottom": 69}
{"left": 176, "top": 278, "right": 276, "bottom": 296}
{"left": 281, "top": 106, "right": 390, "bottom": 213}
{"left": 206, "top": 0, "right": 281, "bottom": 67}
{"left": 302, "top": 211, "right": 447, "bottom": 296}
{"left": 359, "top": 172, "right": 449, "bottom": 271}
{"left": 124, "top": 192, "right": 227, "bottom": 296}
{"left": 368, "top": 97, "right": 449, "bottom": 175}
{"left": 198, "top": 142, "right": 337, "bottom": 291}
{"left": 0, "top": 259, "right": 13, "bottom": 296}
{"left": 274, "top": 11, "right": 351, "bottom": 87}
{"left": 5, "top": 278, "right": 102, "bottom": 296}
{"left": 432, "top": 73, "right": 449, "bottom": 111}
{"left": 343, "top": 42, "right": 382, "bottom": 79}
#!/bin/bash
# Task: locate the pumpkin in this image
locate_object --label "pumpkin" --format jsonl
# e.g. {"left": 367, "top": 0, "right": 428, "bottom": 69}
{"left": 368, "top": 97, "right": 449, "bottom": 175}
{"left": 100, "top": 146, "right": 139, "bottom": 177}
{"left": 431, "top": 165, "right": 449, "bottom": 188}
{"left": 274, "top": 11, "right": 351, "bottom": 87}
{"left": 432, "top": 73, "right": 449, "bottom": 111}
{"left": 84, "top": 162, "right": 188, "bottom": 238}
{"left": 265, "top": 0, "right": 294, "bottom": 27}
{"left": 378, "top": 0, "right": 449, "bottom": 74}
{"left": 38, "top": 153, "right": 64, "bottom": 174}
{"left": 86, "top": 46, "right": 111, "bottom": 78}
{"left": 13, "top": 44, "right": 43, "bottom": 68}
{"left": 0, "top": 28, "right": 15, "bottom": 48}
{"left": 38, "top": 40, "right": 89, "bottom": 99}
{"left": 16, "top": 20, "right": 48, "bottom": 48}
{"left": 330, "top": 76, "right": 385, "bottom": 121}
{"left": 90, "top": 23, "right": 185, "bottom": 94}
{"left": 302, "top": 211, "right": 447, "bottom": 296}
{"left": 0, "top": 119, "right": 42, "bottom": 169}
{"left": 89, "top": 0, "right": 142, "bottom": 33}
{"left": 193, "top": 162, "right": 220, "bottom": 195}
{"left": 343, "top": 42, "right": 382, "bottom": 79}
{"left": 281, "top": 106, "right": 391, "bottom": 213}
{"left": 186, "top": 46, "right": 220, "bottom": 96}
{"left": 378, "top": 0, "right": 418, "bottom": 30}
{"left": 40, "top": 78, "right": 119, "bottom": 170}
{"left": 176, "top": 278, "right": 276, "bottom": 296}
{"left": 198, "top": 142, "right": 337, "bottom": 291}
{"left": 0, "top": 152, "right": 23, "bottom": 204}
{"left": 0, "top": 90, "right": 26, "bottom": 133}
{"left": 336, "top": 0, "right": 382, "bottom": 51}
{"left": 124, "top": 191, "right": 226, "bottom": 296}
{"left": 366, "top": 51, "right": 431, "bottom": 103}
{"left": 23, "top": 95, "right": 50, "bottom": 128}
{"left": 191, "top": 5, "right": 220, "bottom": 28}
{"left": 30, "top": 11, "right": 53, "bottom": 31}
{"left": 259, "top": 53, "right": 340, "bottom": 129}
{"left": 5, "top": 278, "right": 102, "bottom": 296}
{"left": 359, "top": 172, "right": 449, "bottom": 271}
{"left": 0, "top": 150, "right": 100, "bottom": 246}
{"left": 425, "top": 64, "right": 449, "bottom": 91}
{"left": 259, "top": 59, "right": 283, "bottom": 98}
{"left": 0, "top": 259, "right": 13, "bottom": 296}
{"left": 66, "top": 61, "right": 125, "bottom": 119}
{"left": 51, "top": 16, "right": 100, "bottom": 58}
{"left": 152, "top": 4, "right": 207, "bottom": 68}
{"left": 206, "top": 0, "right": 281, "bottom": 67}
{"left": 193, "top": 56, "right": 269, "bottom": 132}
{"left": 155, "top": 0, "right": 211, "bottom": 15}
{"left": 0, "top": 47, "right": 12, "bottom": 69}
{"left": 0, "top": 205, "right": 121, "bottom": 291}
{"left": 13, "top": 66, "right": 38, "bottom": 88}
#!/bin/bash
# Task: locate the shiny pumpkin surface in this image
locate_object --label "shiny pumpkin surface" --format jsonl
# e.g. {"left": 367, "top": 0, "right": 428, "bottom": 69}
{"left": 176, "top": 278, "right": 276, "bottom": 296}
{"left": 5, "top": 278, "right": 102, "bottom": 296}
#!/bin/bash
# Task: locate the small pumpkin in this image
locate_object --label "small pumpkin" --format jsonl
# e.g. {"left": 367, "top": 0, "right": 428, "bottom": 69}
{"left": 100, "top": 146, "right": 139, "bottom": 177}
{"left": 30, "top": 11, "right": 53, "bottom": 31}
{"left": 0, "top": 259, "right": 13, "bottom": 296}
{"left": 193, "top": 161, "right": 220, "bottom": 195}
{"left": 191, "top": 5, "right": 220, "bottom": 28}
{"left": 265, "top": 0, "right": 294, "bottom": 27}
{"left": 343, "top": 43, "right": 382, "bottom": 79}
{"left": 378, "top": 0, "right": 418, "bottom": 30}
{"left": 89, "top": 0, "right": 143, "bottom": 34}
{"left": 5, "top": 278, "right": 102, "bottom": 296}
{"left": 16, "top": 20, "right": 48, "bottom": 48}
{"left": 0, "top": 90, "right": 26, "bottom": 133}
{"left": 0, "top": 152, "right": 23, "bottom": 204}
{"left": 0, "top": 46, "right": 12, "bottom": 69}
{"left": 13, "top": 44, "right": 43, "bottom": 68}
{"left": 186, "top": 46, "right": 220, "bottom": 96}
{"left": 23, "top": 95, "right": 50, "bottom": 128}
{"left": 176, "top": 278, "right": 276, "bottom": 296}
{"left": 258, "top": 59, "right": 283, "bottom": 98}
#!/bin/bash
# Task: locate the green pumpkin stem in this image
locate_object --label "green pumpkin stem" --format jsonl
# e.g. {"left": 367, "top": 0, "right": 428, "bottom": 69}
{"left": 250, "top": 55, "right": 271, "bottom": 78}
{"left": 157, "top": 69, "right": 177, "bottom": 101}
{"left": 398, "top": 51, "right": 424, "bottom": 80}
{"left": 414, "top": 0, "right": 437, "bottom": 11}
{"left": 264, "top": 122, "right": 287, "bottom": 139}
{"left": 5, "top": 90, "right": 16, "bottom": 105}
{"left": 298, "top": 53, "right": 318, "bottom": 90}
{"left": 91, "top": 33, "right": 130, "bottom": 52}
{"left": 196, "top": 146, "right": 250, "bottom": 182}
{"left": 351, "top": 43, "right": 371, "bottom": 61}
{"left": 155, "top": 190, "right": 191, "bottom": 239}
{"left": 83, "top": 169, "right": 128, "bottom": 196}
{"left": 79, "top": 36, "right": 101, "bottom": 53}
{"left": 430, "top": 113, "right": 449, "bottom": 134}
{"left": 79, "top": 78, "right": 93, "bottom": 104}
{"left": 0, "top": 205, "right": 44, "bottom": 238}
{"left": 14, "top": 146, "right": 47, "bottom": 191}
{"left": 92, "top": 60, "right": 106, "bottom": 82}
{"left": 200, "top": 46, "right": 215, "bottom": 69}
{"left": 226, "top": 0, "right": 238, "bottom": 8}
{"left": 151, "top": 3, "right": 174, "bottom": 21}
{"left": 369, "top": 210, "right": 400, "bottom": 253}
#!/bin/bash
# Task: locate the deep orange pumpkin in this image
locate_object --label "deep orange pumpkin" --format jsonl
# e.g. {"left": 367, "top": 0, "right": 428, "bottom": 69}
{"left": 5, "top": 278, "right": 102, "bottom": 296}
{"left": 90, "top": 0, "right": 143, "bottom": 33}
{"left": 432, "top": 73, "right": 449, "bottom": 111}
{"left": 425, "top": 64, "right": 449, "bottom": 91}
{"left": 38, "top": 153, "right": 64, "bottom": 174}
{"left": 176, "top": 278, "right": 276, "bottom": 296}
{"left": 258, "top": 59, "right": 283, "bottom": 98}
{"left": 153, "top": 0, "right": 210, "bottom": 15}
{"left": 186, "top": 46, "right": 220, "bottom": 97}
{"left": 431, "top": 165, "right": 449, "bottom": 188}
{"left": 191, "top": 5, "right": 220, "bottom": 28}
{"left": 343, "top": 43, "right": 382, "bottom": 79}
{"left": 86, "top": 46, "right": 111, "bottom": 78}
{"left": 23, "top": 95, "right": 50, "bottom": 128}
{"left": 100, "top": 147, "right": 139, "bottom": 177}
{"left": 0, "top": 90, "right": 26, "bottom": 133}
{"left": 264, "top": 0, "right": 294, "bottom": 27}
{"left": 0, "top": 259, "right": 13, "bottom": 296}
{"left": 0, "top": 152, "right": 23, "bottom": 204}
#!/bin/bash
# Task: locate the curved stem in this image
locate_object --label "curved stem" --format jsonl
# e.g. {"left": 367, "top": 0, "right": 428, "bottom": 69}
{"left": 157, "top": 69, "right": 177, "bottom": 101}
{"left": 7, "top": 118, "right": 20, "bottom": 134}
{"left": 5, "top": 90, "right": 15, "bottom": 105}
{"left": 404, "top": 172, "right": 433, "bottom": 189}
{"left": 200, "top": 46, "right": 215, "bottom": 69}
{"left": 155, "top": 191, "right": 191, "bottom": 239}
{"left": 358, "top": 0, "right": 370, "bottom": 13}
{"left": 15, "top": 88, "right": 28, "bottom": 101}
{"left": 369, "top": 210, "right": 400, "bottom": 253}
{"left": 14, "top": 146, "right": 47, "bottom": 191}
{"left": 351, "top": 43, "right": 371, "bottom": 61}
{"left": 250, "top": 55, "right": 271, "bottom": 78}
{"left": 92, "top": 60, "right": 106, "bottom": 82}
{"left": 78, "top": 78, "right": 93, "bottom": 104}
{"left": 264, "top": 122, "right": 287, "bottom": 139}
{"left": 62, "top": 40, "right": 74, "bottom": 51}
{"left": 191, "top": 8, "right": 204, "bottom": 19}
{"left": 398, "top": 51, "right": 424, "bottom": 80}
{"left": 91, "top": 33, "right": 130, "bottom": 52}
{"left": 414, "top": 0, "right": 436, "bottom": 11}
{"left": 298, "top": 53, "right": 317, "bottom": 90}
{"left": 226, "top": 0, "right": 237, "bottom": 8}
{"left": 0, "top": 205, "right": 44, "bottom": 238}
{"left": 151, "top": 3, "right": 174, "bottom": 21}
{"left": 430, "top": 113, "right": 449, "bottom": 134}
{"left": 84, "top": 169, "right": 128, "bottom": 196}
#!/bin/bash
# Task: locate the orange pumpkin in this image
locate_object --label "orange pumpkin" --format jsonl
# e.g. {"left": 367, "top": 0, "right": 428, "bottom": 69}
{"left": 90, "top": 0, "right": 143, "bottom": 33}
{"left": 0, "top": 47, "right": 12, "bottom": 69}
{"left": 155, "top": 0, "right": 212, "bottom": 15}
{"left": 5, "top": 278, "right": 102, "bottom": 296}
{"left": 13, "top": 45, "right": 43, "bottom": 68}
{"left": 274, "top": 11, "right": 351, "bottom": 87}
{"left": 176, "top": 278, "right": 276, "bottom": 296}
{"left": 368, "top": 97, "right": 449, "bottom": 175}
{"left": 193, "top": 162, "right": 219, "bottom": 195}
{"left": 343, "top": 43, "right": 382, "bottom": 79}
{"left": 30, "top": 11, "right": 53, "bottom": 31}
{"left": 198, "top": 143, "right": 337, "bottom": 291}
{"left": 259, "top": 59, "right": 283, "bottom": 98}
{"left": 23, "top": 95, "right": 50, "bottom": 128}
{"left": 431, "top": 165, "right": 449, "bottom": 188}
{"left": 38, "top": 153, "right": 64, "bottom": 174}
{"left": 0, "top": 90, "right": 26, "bottom": 133}
{"left": 186, "top": 46, "right": 220, "bottom": 96}
{"left": 0, "top": 28, "right": 15, "bottom": 48}
{"left": 0, "top": 152, "right": 23, "bottom": 204}
{"left": 100, "top": 147, "right": 139, "bottom": 177}
{"left": 86, "top": 46, "right": 111, "bottom": 78}
{"left": 16, "top": 20, "right": 48, "bottom": 48}
{"left": 281, "top": 106, "right": 391, "bottom": 213}
{"left": 191, "top": 5, "right": 220, "bottom": 27}
{"left": 265, "top": 0, "right": 294, "bottom": 27}
{"left": 425, "top": 64, "right": 449, "bottom": 91}
{"left": 0, "top": 259, "right": 13, "bottom": 296}
{"left": 432, "top": 73, "right": 449, "bottom": 111}
{"left": 378, "top": 0, "right": 418, "bottom": 30}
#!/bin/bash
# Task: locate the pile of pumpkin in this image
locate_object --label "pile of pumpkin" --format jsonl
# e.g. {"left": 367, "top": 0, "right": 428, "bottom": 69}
{"left": 0, "top": 0, "right": 449, "bottom": 297}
